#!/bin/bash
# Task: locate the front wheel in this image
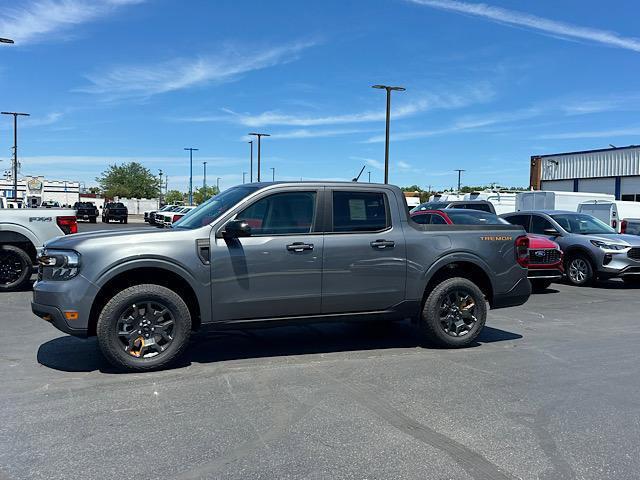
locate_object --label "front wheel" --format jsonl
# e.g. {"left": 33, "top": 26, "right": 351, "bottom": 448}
{"left": 418, "top": 277, "right": 487, "bottom": 347}
{"left": 96, "top": 284, "right": 192, "bottom": 371}
{"left": 0, "top": 245, "right": 32, "bottom": 292}
{"left": 566, "top": 255, "right": 594, "bottom": 286}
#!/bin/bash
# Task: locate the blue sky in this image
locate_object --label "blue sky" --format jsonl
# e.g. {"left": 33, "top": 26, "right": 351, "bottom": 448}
{"left": 1, "top": 0, "right": 640, "bottom": 192}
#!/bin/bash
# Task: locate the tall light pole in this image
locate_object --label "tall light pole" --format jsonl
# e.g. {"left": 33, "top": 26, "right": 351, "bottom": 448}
{"left": 202, "top": 161, "right": 207, "bottom": 202}
{"left": 216, "top": 177, "right": 221, "bottom": 192}
{"left": 158, "top": 169, "right": 163, "bottom": 206}
{"left": 371, "top": 85, "right": 405, "bottom": 184}
{"left": 242, "top": 172, "right": 247, "bottom": 184}
{"left": 1, "top": 112, "right": 30, "bottom": 201}
{"left": 248, "top": 140, "right": 253, "bottom": 182}
{"left": 270, "top": 167, "right": 275, "bottom": 181}
{"left": 368, "top": 171, "right": 371, "bottom": 183}
{"left": 248, "top": 133, "right": 270, "bottom": 182}
{"left": 454, "top": 169, "right": 466, "bottom": 193}
{"left": 184, "top": 147, "right": 198, "bottom": 205}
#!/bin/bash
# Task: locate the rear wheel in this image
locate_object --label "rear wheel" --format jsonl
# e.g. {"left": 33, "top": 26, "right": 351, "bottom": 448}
{"left": 0, "top": 245, "right": 32, "bottom": 292}
{"left": 96, "top": 284, "right": 192, "bottom": 371}
{"left": 419, "top": 277, "right": 487, "bottom": 347}
{"left": 530, "top": 279, "right": 553, "bottom": 292}
{"left": 566, "top": 254, "right": 594, "bottom": 286}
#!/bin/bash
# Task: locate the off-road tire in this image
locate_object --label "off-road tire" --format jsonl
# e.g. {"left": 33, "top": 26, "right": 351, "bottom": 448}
{"left": 419, "top": 277, "right": 487, "bottom": 348}
{"left": 96, "top": 284, "right": 192, "bottom": 372}
{"left": 0, "top": 245, "right": 32, "bottom": 292}
{"left": 565, "top": 254, "right": 594, "bottom": 286}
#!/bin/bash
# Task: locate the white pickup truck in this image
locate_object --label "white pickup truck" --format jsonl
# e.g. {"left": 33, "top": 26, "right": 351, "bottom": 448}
{"left": 0, "top": 199, "right": 77, "bottom": 291}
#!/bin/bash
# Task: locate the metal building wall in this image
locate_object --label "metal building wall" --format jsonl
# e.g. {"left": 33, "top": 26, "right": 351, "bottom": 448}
{"left": 539, "top": 146, "right": 640, "bottom": 181}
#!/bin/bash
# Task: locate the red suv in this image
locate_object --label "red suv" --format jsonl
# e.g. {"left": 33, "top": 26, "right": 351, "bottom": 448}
{"left": 411, "top": 209, "right": 563, "bottom": 291}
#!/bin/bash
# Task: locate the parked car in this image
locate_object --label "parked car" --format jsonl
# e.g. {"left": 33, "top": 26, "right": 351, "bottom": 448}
{"left": 102, "top": 202, "right": 128, "bottom": 223}
{"left": 411, "top": 209, "right": 563, "bottom": 290}
{"left": 501, "top": 211, "right": 640, "bottom": 286}
{"left": 0, "top": 206, "right": 77, "bottom": 291}
{"left": 411, "top": 200, "right": 496, "bottom": 214}
{"left": 578, "top": 200, "right": 640, "bottom": 233}
{"left": 161, "top": 206, "right": 196, "bottom": 228}
{"left": 73, "top": 202, "right": 99, "bottom": 223}
{"left": 32, "top": 182, "right": 531, "bottom": 371}
{"left": 146, "top": 204, "right": 178, "bottom": 225}
{"left": 41, "top": 200, "right": 61, "bottom": 208}
{"left": 621, "top": 219, "right": 640, "bottom": 236}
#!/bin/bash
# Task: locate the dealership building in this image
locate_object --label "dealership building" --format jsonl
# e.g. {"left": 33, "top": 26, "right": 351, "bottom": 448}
{"left": 530, "top": 145, "right": 640, "bottom": 202}
{"left": 0, "top": 175, "right": 80, "bottom": 207}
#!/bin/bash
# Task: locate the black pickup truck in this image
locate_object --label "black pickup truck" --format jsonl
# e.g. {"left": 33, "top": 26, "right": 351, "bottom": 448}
{"left": 73, "top": 202, "right": 99, "bottom": 223}
{"left": 102, "top": 202, "right": 128, "bottom": 224}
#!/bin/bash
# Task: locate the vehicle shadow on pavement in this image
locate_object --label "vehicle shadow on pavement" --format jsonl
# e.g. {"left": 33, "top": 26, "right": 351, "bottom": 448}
{"left": 37, "top": 322, "right": 522, "bottom": 374}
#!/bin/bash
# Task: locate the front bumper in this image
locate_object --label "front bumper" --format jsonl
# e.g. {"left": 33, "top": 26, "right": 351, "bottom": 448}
{"left": 596, "top": 252, "right": 640, "bottom": 278}
{"left": 528, "top": 266, "right": 563, "bottom": 280}
{"left": 31, "top": 275, "right": 99, "bottom": 337}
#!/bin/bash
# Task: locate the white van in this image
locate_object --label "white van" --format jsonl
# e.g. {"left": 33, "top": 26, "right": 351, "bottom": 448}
{"left": 516, "top": 191, "right": 614, "bottom": 212}
{"left": 464, "top": 191, "right": 516, "bottom": 215}
{"left": 577, "top": 200, "right": 640, "bottom": 233}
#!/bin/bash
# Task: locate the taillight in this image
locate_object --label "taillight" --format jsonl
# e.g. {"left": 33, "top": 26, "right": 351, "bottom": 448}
{"left": 56, "top": 216, "right": 78, "bottom": 235}
{"left": 172, "top": 214, "right": 183, "bottom": 222}
{"left": 621, "top": 220, "right": 627, "bottom": 234}
{"left": 612, "top": 219, "right": 617, "bottom": 230}
{"left": 515, "top": 235, "right": 529, "bottom": 267}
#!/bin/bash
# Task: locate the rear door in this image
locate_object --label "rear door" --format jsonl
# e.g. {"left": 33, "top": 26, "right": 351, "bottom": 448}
{"left": 321, "top": 188, "right": 406, "bottom": 313}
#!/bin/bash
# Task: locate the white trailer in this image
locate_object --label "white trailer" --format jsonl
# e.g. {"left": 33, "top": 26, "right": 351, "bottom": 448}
{"left": 429, "top": 193, "right": 465, "bottom": 202}
{"left": 577, "top": 200, "right": 640, "bottom": 232}
{"left": 516, "top": 191, "right": 614, "bottom": 212}
{"left": 464, "top": 191, "right": 516, "bottom": 215}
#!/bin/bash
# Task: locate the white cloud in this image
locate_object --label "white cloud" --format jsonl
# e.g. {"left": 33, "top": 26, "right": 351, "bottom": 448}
{"left": 79, "top": 40, "right": 318, "bottom": 99}
{"left": 537, "top": 127, "right": 640, "bottom": 140}
{"left": 178, "top": 84, "right": 495, "bottom": 127}
{"left": 350, "top": 156, "right": 384, "bottom": 170}
{"left": 408, "top": 0, "right": 640, "bottom": 53}
{"left": 268, "top": 127, "right": 374, "bottom": 140}
{"left": 0, "top": 0, "right": 144, "bottom": 45}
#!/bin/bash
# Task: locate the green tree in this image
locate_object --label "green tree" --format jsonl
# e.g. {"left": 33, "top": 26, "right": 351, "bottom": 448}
{"left": 164, "top": 190, "right": 185, "bottom": 205}
{"left": 88, "top": 186, "right": 101, "bottom": 195}
{"left": 96, "top": 162, "right": 160, "bottom": 199}
{"left": 193, "top": 186, "right": 219, "bottom": 205}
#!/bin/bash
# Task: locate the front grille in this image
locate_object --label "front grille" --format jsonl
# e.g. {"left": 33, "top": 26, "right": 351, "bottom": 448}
{"left": 529, "top": 248, "right": 561, "bottom": 265}
{"left": 628, "top": 248, "right": 640, "bottom": 261}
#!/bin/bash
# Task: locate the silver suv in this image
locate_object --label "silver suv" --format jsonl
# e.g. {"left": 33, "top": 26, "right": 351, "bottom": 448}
{"left": 502, "top": 210, "right": 640, "bottom": 286}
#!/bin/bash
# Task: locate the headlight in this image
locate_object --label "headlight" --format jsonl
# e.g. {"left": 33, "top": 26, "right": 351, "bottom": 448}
{"left": 590, "top": 240, "right": 630, "bottom": 253}
{"left": 38, "top": 249, "right": 81, "bottom": 280}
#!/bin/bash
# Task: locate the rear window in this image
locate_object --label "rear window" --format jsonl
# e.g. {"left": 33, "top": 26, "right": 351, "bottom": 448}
{"left": 332, "top": 191, "right": 389, "bottom": 232}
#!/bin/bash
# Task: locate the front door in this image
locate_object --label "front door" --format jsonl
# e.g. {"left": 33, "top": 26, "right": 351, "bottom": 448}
{"left": 210, "top": 189, "right": 323, "bottom": 321}
{"left": 321, "top": 188, "right": 406, "bottom": 313}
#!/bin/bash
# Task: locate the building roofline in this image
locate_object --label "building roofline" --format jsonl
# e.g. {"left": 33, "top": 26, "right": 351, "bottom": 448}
{"left": 532, "top": 144, "right": 640, "bottom": 159}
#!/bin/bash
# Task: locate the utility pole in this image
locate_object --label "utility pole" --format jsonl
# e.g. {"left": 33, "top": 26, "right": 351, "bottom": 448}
{"left": 454, "top": 169, "right": 465, "bottom": 193}
{"left": 158, "top": 169, "right": 163, "bottom": 206}
{"left": 270, "top": 167, "right": 275, "bottom": 182}
{"left": 371, "top": 85, "right": 405, "bottom": 184}
{"left": 243, "top": 172, "right": 247, "bottom": 184}
{"left": 368, "top": 171, "right": 371, "bottom": 183}
{"left": 248, "top": 140, "right": 253, "bottom": 182}
{"left": 248, "top": 133, "right": 270, "bottom": 182}
{"left": 202, "top": 161, "right": 207, "bottom": 202}
{"left": 1, "top": 112, "right": 30, "bottom": 201}
{"left": 184, "top": 147, "right": 198, "bottom": 205}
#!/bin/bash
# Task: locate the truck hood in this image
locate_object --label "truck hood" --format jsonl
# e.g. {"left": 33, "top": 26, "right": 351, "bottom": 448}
{"left": 527, "top": 234, "right": 560, "bottom": 250}
{"left": 44, "top": 227, "right": 195, "bottom": 250}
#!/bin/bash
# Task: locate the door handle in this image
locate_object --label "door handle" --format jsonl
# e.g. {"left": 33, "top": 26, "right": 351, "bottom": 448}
{"left": 286, "top": 242, "right": 314, "bottom": 252}
{"left": 370, "top": 239, "right": 395, "bottom": 249}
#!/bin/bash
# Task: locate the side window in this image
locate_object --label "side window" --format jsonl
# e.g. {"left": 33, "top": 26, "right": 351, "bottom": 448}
{"left": 531, "top": 215, "right": 554, "bottom": 234}
{"left": 332, "top": 191, "right": 389, "bottom": 232}
{"left": 237, "top": 191, "right": 316, "bottom": 235}
{"left": 472, "top": 204, "right": 492, "bottom": 212}
{"left": 431, "top": 214, "right": 447, "bottom": 224}
{"left": 504, "top": 214, "right": 530, "bottom": 231}
{"left": 412, "top": 214, "right": 431, "bottom": 225}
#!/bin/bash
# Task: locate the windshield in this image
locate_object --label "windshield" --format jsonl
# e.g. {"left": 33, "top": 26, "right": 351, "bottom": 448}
{"left": 412, "top": 202, "right": 449, "bottom": 212}
{"left": 174, "top": 186, "right": 260, "bottom": 229}
{"left": 550, "top": 213, "right": 616, "bottom": 234}
{"left": 446, "top": 210, "right": 509, "bottom": 225}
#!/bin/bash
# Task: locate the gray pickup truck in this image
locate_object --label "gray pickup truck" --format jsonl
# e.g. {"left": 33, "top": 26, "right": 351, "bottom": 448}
{"left": 32, "top": 182, "right": 531, "bottom": 371}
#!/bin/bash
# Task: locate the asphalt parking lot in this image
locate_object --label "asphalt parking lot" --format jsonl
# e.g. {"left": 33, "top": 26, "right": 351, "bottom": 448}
{"left": 1, "top": 223, "right": 639, "bottom": 480}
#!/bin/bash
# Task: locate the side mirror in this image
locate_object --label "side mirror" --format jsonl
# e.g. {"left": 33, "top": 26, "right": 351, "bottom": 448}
{"left": 223, "top": 219, "right": 251, "bottom": 238}
{"left": 543, "top": 228, "right": 560, "bottom": 236}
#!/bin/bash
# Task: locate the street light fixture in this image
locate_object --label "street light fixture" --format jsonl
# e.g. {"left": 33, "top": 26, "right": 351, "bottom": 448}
{"left": 202, "top": 161, "right": 208, "bottom": 201}
{"left": 1, "top": 111, "right": 30, "bottom": 201}
{"left": 371, "top": 84, "right": 405, "bottom": 184}
{"left": 248, "top": 140, "right": 253, "bottom": 182}
{"left": 184, "top": 147, "right": 198, "bottom": 205}
{"left": 158, "top": 169, "right": 163, "bottom": 206}
{"left": 248, "top": 133, "right": 270, "bottom": 182}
